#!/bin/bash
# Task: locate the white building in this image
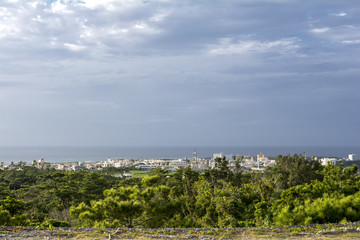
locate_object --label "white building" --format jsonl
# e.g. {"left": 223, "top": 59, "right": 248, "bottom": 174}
{"left": 348, "top": 154, "right": 356, "bottom": 161}
{"left": 213, "top": 153, "right": 225, "bottom": 159}
{"left": 136, "top": 164, "right": 159, "bottom": 170}
{"left": 257, "top": 153, "right": 269, "bottom": 162}
{"left": 320, "top": 158, "right": 337, "bottom": 166}
{"left": 168, "top": 159, "right": 188, "bottom": 169}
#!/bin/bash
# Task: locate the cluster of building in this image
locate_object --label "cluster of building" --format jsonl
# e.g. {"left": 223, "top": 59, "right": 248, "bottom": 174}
{"left": 0, "top": 152, "right": 276, "bottom": 173}
{"left": 319, "top": 154, "right": 357, "bottom": 166}
{"left": 0, "top": 153, "right": 357, "bottom": 176}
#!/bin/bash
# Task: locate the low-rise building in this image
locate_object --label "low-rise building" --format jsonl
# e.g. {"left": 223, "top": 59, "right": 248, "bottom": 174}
{"left": 320, "top": 158, "right": 337, "bottom": 166}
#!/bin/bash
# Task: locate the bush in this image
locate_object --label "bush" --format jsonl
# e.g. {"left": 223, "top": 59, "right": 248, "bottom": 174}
{"left": 41, "top": 219, "right": 71, "bottom": 228}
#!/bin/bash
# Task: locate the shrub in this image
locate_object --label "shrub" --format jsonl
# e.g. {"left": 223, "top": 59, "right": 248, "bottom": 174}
{"left": 41, "top": 219, "right": 71, "bottom": 228}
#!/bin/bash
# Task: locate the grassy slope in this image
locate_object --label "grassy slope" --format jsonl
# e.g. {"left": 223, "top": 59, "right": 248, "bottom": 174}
{"left": 129, "top": 170, "right": 150, "bottom": 178}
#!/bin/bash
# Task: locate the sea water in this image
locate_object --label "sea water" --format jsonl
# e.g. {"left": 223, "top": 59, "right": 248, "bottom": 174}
{"left": 0, "top": 146, "right": 358, "bottom": 164}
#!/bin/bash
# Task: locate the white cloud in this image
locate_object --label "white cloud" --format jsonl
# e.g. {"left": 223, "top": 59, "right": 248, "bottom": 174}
{"left": 0, "top": 7, "right": 19, "bottom": 38}
{"left": 342, "top": 39, "right": 360, "bottom": 44}
{"left": 49, "top": 0, "right": 73, "bottom": 14}
{"left": 310, "top": 27, "right": 330, "bottom": 33}
{"left": 133, "top": 22, "right": 161, "bottom": 34}
{"left": 208, "top": 37, "right": 300, "bottom": 55}
{"left": 0, "top": 22, "right": 19, "bottom": 38}
{"left": 77, "top": 0, "right": 123, "bottom": 10}
{"left": 309, "top": 25, "right": 360, "bottom": 44}
{"left": 31, "top": 14, "right": 44, "bottom": 23}
{"left": 332, "top": 12, "right": 347, "bottom": 17}
{"left": 0, "top": 0, "right": 168, "bottom": 59}
{"left": 64, "top": 43, "right": 87, "bottom": 51}
{"left": 0, "top": 6, "right": 11, "bottom": 17}
{"left": 149, "top": 11, "right": 170, "bottom": 22}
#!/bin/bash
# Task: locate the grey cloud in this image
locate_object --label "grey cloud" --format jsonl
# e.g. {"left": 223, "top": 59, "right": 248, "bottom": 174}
{"left": 0, "top": 0, "right": 359, "bottom": 146}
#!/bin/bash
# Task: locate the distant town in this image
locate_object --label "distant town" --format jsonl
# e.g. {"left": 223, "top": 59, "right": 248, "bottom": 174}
{"left": 0, "top": 152, "right": 357, "bottom": 178}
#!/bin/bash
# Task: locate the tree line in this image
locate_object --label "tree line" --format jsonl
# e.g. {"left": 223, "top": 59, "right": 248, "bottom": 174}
{"left": 1, "top": 154, "right": 360, "bottom": 228}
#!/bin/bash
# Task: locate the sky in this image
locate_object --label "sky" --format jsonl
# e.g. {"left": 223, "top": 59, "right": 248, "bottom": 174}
{"left": 0, "top": 0, "right": 359, "bottom": 147}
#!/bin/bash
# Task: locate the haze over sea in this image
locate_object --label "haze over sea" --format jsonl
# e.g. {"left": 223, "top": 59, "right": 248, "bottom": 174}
{"left": 0, "top": 146, "right": 358, "bottom": 164}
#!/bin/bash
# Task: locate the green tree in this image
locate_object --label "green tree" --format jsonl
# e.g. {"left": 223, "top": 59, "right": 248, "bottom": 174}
{"left": 0, "top": 196, "right": 25, "bottom": 215}
{"left": 71, "top": 184, "right": 180, "bottom": 228}
{"left": 71, "top": 186, "right": 143, "bottom": 228}
{"left": 270, "top": 154, "right": 322, "bottom": 190}
{"left": 204, "top": 157, "right": 233, "bottom": 186}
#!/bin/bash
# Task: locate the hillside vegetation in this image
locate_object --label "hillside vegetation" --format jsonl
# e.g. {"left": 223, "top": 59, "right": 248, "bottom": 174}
{"left": 1, "top": 154, "right": 360, "bottom": 229}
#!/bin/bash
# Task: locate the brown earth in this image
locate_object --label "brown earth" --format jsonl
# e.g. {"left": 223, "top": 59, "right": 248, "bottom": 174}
{"left": 1, "top": 224, "right": 360, "bottom": 240}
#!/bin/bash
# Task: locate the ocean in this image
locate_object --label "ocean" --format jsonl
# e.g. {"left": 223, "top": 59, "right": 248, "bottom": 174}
{"left": 0, "top": 146, "right": 358, "bottom": 164}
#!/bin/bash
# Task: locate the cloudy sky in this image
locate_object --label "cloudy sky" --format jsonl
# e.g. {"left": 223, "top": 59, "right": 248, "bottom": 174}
{"left": 0, "top": 0, "right": 359, "bottom": 147}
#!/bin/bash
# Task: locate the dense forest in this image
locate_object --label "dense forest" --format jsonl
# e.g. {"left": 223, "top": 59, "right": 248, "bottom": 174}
{"left": 1, "top": 154, "right": 360, "bottom": 228}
